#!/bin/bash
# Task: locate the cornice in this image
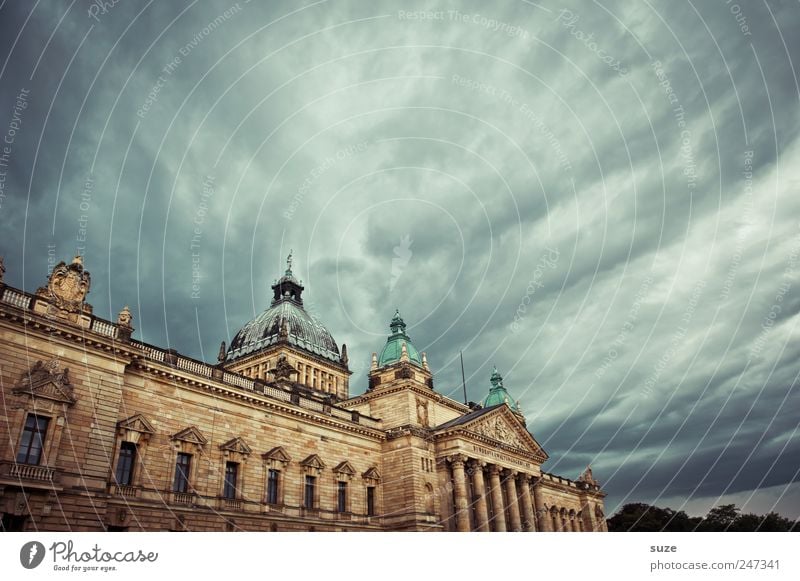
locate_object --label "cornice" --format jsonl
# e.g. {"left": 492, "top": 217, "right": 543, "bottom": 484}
{"left": 129, "top": 359, "right": 385, "bottom": 440}
{"left": 0, "top": 302, "right": 138, "bottom": 363}
{"left": 343, "top": 382, "right": 469, "bottom": 414}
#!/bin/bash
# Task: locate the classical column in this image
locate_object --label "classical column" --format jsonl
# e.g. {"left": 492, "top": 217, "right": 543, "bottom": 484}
{"left": 449, "top": 455, "right": 470, "bottom": 532}
{"left": 502, "top": 470, "right": 522, "bottom": 531}
{"left": 532, "top": 478, "right": 551, "bottom": 531}
{"left": 518, "top": 474, "right": 536, "bottom": 531}
{"left": 488, "top": 465, "right": 507, "bottom": 532}
{"left": 469, "top": 460, "right": 490, "bottom": 532}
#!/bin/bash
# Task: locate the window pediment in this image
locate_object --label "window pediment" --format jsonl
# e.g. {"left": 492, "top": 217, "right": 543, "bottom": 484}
{"left": 171, "top": 426, "right": 207, "bottom": 446}
{"left": 117, "top": 413, "right": 154, "bottom": 444}
{"left": 263, "top": 446, "right": 292, "bottom": 465}
{"left": 333, "top": 460, "right": 356, "bottom": 479}
{"left": 300, "top": 454, "right": 325, "bottom": 474}
{"left": 220, "top": 437, "right": 252, "bottom": 455}
{"left": 220, "top": 437, "right": 251, "bottom": 461}
{"left": 362, "top": 466, "right": 381, "bottom": 483}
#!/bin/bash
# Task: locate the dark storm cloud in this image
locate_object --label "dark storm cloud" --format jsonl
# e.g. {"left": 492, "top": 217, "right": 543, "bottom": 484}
{"left": 1, "top": 0, "right": 798, "bottom": 517}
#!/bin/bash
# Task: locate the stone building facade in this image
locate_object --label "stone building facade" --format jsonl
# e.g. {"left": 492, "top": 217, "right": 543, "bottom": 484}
{"left": 0, "top": 255, "right": 607, "bottom": 532}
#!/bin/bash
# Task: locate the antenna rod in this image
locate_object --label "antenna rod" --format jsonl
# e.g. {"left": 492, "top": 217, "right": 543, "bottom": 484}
{"left": 460, "top": 351, "right": 468, "bottom": 405}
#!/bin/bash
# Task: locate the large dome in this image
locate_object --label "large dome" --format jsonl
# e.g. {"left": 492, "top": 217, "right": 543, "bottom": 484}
{"left": 226, "top": 257, "right": 341, "bottom": 363}
{"left": 226, "top": 300, "right": 340, "bottom": 362}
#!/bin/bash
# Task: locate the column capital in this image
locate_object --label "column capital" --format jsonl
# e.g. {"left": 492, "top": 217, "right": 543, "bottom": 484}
{"left": 467, "top": 458, "right": 486, "bottom": 470}
{"left": 488, "top": 464, "right": 503, "bottom": 476}
{"left": 501, "top": 468, "right": 518, "bottom": 478}
{"left": 447, "top": 454, "right": 468, "bottom": 467}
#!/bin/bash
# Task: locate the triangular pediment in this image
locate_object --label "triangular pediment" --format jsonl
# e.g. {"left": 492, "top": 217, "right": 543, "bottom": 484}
{"left": 300, "top": 454, "right": 326, "bottom": 470}
{"left": 220, "top": 436, "right": 252, "bottom": 455}
{"left": 263, "top": 446, "right": 292, "bottom": 463}
{"left": 333, "top": 460, "right": 356, "bottom": 475}
{"left": 117, "top": 413, "right": 155, "bottom": 434}
{"left": 437, "top": 405, "right": 548, "bottom": 461}
{"left": 362, "top": 466, "right": 381, "bottom": 481}
{"left": 171, "top": 426, "right": 207, "bottom": 445}
{"left": 13, "top": 359, "right": 76, "bottom": 405}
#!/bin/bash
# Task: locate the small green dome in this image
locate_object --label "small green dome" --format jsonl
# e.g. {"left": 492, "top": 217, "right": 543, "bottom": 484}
{"left": 378, "top": 310, "right": 423, "bottom": 367}
{"left": 483, "top": 366, "right": 521, "bottom": 412}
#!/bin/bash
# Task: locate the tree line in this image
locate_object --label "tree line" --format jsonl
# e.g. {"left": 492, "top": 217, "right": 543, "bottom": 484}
{"left": 607, "top": 503, "right": 799, "bottom": 532}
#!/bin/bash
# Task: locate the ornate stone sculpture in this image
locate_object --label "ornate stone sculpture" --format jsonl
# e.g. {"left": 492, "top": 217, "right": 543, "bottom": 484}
{"left": 270, "top": 355, "right": 298, "bottom": 382}
{"left": 416, "top": 397, "right": 429, "bottom": 427}
{"left": 117, "top": 305, "right": 133, "bottom": 327}
{"left": 36, "top": 255, "right": 92, "bottom": 314}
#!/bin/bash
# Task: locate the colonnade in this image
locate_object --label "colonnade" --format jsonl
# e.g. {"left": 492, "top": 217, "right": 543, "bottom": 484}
{"left": 446, "top": 454, "right": 555, "bottom": 532}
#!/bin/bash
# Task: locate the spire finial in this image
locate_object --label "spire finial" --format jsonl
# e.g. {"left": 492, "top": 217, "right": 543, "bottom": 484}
{"left": 490, "top": 365, "right": 503, "bottom": 389}
{"left": 390, "top": 309, "right": 406, "bottom": 334}
{"left": 286, "top": 249, "right": 293, "bottom": 275}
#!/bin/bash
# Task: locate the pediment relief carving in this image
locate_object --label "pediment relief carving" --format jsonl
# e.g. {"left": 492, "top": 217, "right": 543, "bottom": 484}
{"left": 455, "top": 408, "right": 548, "bottom": 460}
{"left": 471, "top": 416, "right": 525, "bottom": 449}
{"left": 13, "top": 359, "right": 77, "bottom": 406}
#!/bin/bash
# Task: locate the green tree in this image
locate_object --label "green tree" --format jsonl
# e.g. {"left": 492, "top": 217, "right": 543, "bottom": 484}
{"left": 608, "top": 502, "right": 799, "bottom": 532}
{"left": 698, "top": 504, "right": 739, "bottom": 531}
{"left": 607, "top": 503, "right": 699, "bottom": 532}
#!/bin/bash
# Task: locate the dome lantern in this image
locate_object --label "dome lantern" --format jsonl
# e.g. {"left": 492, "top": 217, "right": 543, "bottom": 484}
{"left": 377, "top": 309, "right": 423, "bottom": 367}
{"left": 482, "top": 366, "right": 521, "bottom": 412}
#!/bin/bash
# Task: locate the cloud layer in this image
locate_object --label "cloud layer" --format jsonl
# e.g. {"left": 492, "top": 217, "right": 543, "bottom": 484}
{"left": 1, "top": 0, "right": 798, "bottom": 518}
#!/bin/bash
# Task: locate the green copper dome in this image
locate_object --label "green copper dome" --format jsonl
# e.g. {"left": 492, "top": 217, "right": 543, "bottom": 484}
{"left": 378, "top": 310, "right": 423, "bottom": 367}
{"left": 483, "top": 366, "right": 521, "bottom": 412}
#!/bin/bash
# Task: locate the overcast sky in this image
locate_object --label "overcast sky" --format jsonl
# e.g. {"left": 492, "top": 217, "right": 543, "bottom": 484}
{"left": 1, "top": 0, "right": 798, "bottom": 520}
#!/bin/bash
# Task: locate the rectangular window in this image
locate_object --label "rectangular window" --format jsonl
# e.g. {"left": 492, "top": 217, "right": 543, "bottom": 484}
{"left": 16, "top": 414, "right": 50, "bottom": 465}
{"left": 266, "top": 469, "right": 280, "bottom": 504}
{"left": 337, "top": 481, "right": 348, "bottom": 513}
{"left": 115, "top": 442, "right": 137, "bottom": 486}
{"left": 304, "top": 475, "right": 316, "bottom": 508}
{"left": 367, "top": 486, "right": 376, "bottom": 516}
{"left": 173, "top": 452, "right": 192, "bottom": 493}
{"left": 223, "top": 462, "right": 239, "bottom": 499}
